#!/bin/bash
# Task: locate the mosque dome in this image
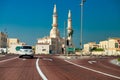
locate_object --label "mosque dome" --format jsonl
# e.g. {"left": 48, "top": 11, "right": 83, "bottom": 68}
{"left": 50, "top": 27, "right": 60, "bottom": 38}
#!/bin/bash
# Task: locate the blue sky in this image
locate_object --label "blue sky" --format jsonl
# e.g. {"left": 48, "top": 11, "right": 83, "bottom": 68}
{"left": 0, "top": 0, "right": 120, "bottom": 48}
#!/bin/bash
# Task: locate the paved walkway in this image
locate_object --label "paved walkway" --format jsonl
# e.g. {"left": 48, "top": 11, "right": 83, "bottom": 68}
{"left": 0, "top": 54, "right": 5, "bottom": 57}
{"left": 110, "top": 59, "right": 120, "bottom": 67}
{"left": 59, "top": 55, "right": 120, "bottom": 67}
{"left": 58, "top": 55, "right": 91, "bottom": 60}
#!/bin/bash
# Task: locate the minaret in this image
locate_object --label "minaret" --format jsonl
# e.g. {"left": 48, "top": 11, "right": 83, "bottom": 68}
{"left": 52, "top": 4, "right": 57, "bottom": 27}
{"left": 68, "top": 10, "right": 72, "bottom": 30}
{"left": 50, "top": 4, "right": 60, "bottom": 38}
{"left": 67, "top": 10, "right": 73, "bottom": 46}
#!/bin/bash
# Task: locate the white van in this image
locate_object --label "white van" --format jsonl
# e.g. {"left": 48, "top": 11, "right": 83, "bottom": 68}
{"left": 18, "top": 46, "right": 34, "bottom": 58}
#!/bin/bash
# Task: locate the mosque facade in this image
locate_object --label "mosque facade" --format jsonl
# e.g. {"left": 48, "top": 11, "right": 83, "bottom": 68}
{"left": 35, "top": 4, "right": 73, "bottom": 54}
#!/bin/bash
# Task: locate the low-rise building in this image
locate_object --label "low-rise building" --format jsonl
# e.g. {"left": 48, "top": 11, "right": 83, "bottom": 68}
{"left": 7, "top": 38, "right": 26, "bottom": 54}
{"left": 7, "top": 38, "right": 20, "bottom": 47}
{"left": 0, "top": 32, "right": 7, "bottom": 53}
{"left": 36, "top": 43, "right": 52, "bottom": 54}
{"left": 99, "top": 38, "right": 120, "bottom": 55}
{"left": 0, "top": 32, "right": 7, "bottom": 48}
{"left": 36, "top": 37, "right": 63, "bottom": 54}
{"left": 83, "top": 42, "right": 98, "bottom": 55}
{"left": 83, "top": 38, "right": 120, "bottom": 56}
{"left": 107, "top": 38, "right": 120, "bottom": 55}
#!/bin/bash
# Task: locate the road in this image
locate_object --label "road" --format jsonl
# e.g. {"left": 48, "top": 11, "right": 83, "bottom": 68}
{"left": 39, "top": 55, "right": 120, "bottom": 80}
{"left": 0, "top": 54, "right": 120, "bottom": 80}
{"left": 0, "top": 55, "right": 42, "bottom": 80}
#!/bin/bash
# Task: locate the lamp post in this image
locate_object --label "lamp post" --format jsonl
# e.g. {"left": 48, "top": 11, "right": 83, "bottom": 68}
{"left": 80, "top": 0, "right": 86, "bottom": 52}
{"left": 64, "top": 21, "right": 67, "bottom": 55}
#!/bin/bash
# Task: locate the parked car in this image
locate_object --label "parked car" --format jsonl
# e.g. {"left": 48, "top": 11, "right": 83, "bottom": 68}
{"left": 18, "top": 45, "right": 34, "bottom": 58}
{"left": 0, "top": 48, "right": 7, "bottom": 54}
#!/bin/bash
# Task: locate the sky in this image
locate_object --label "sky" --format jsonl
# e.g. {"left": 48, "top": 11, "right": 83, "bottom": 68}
{"left": 0, "top": 0, "right": 120, "bottom": 48}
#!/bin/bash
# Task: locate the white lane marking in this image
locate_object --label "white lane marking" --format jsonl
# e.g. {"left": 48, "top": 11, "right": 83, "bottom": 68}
{"left": 22, "top": 59, "right": 26, "bottom": 61}
{"left": 65, "top": 60, "right": 120, "bottom": 79}
{"left": 0, "top": 57, "right": 18, "bottom": 63}
{"left": 36, "top": 58, "right": 48, "bottom": 80}
{"left": 88, "top": 61, "right": 97, "bottom": 64}
{"left": 43, "top": 58, "right": 53, "bottom": 61}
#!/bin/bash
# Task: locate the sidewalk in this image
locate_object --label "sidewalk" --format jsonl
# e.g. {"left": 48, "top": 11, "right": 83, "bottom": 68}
{"left": 58, "top": 55, "right": 90, "bottom": 60}
{"left": 0, "top": 54, "right": 5, "bottom": 57}
{"left": 110, "top": 59, "right": 120, "bottom": 67}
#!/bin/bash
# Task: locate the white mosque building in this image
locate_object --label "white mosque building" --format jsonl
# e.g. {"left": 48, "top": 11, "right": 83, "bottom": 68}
{"left": 35, "top": 4, "right": 73, "bottom": 54}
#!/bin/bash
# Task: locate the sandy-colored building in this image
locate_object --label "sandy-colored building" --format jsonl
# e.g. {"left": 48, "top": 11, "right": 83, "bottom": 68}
{"left": 36, "top": 43, "right": 52, "bottom": 54}
{"left": 0, "top": 32, "right": 7, "bottom": 48}
{"left": 7, "top": 38, "right": 26, "bottom": 54}
{"left": 83, "top": 38, "right": 120, "bottom": 56}
{"left": 83, "top": 42, "right": 98, "bottom": 54}
{"left": 100, "top": 38, "right": 120, "bottom": 55}
{"left": 36, "top": 37, "right": 64, "bottom": 54}
{"left": 109, "top": 38, "right": 120, "bottom": 55}
{"left": 7, "top": 38, "right": 20, "bottom": 47}
{"left": 99, "top": 40, "right": 108, "bottom": 49}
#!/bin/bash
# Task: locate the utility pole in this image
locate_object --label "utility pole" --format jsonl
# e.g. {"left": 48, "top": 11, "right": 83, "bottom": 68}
{"left": 64, "top": 21, "right": 66, "bottom": 55}
{"left": 80, "top": 0, "right": 86, "bottom": 55}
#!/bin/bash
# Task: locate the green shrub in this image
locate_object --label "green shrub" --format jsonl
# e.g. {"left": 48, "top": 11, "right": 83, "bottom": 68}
{"left": 75, "top": 48, "right": 81, "bottom": 52}
{"left": 95, "top": 48, "right": 104, "bottom": 51}
{"left": 118, "top": 58, "right": 120, "bottom": 62}
{"left": 90, "top": 47, "right": 104, "bottom": 52}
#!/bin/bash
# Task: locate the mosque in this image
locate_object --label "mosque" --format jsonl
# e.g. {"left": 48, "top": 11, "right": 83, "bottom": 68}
{"left": 35, "top": 4, "right": 73, "bottom": 54}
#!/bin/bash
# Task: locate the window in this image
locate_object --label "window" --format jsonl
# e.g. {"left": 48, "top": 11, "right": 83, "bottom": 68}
{"left": 21, "top": 46, "right": 32, "bottom": 49}
{"left": 115, "top": 43, "right": 118, "bottom": 48}
{"left": 42, "top": 49, "right": 46, "bottom": 51}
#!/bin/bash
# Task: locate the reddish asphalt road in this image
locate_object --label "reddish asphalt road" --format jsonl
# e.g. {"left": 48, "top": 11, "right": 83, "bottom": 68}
{"left": 0, "top": 55, "right": 42, "bottom": 80}
{"left": 0, "top": 54, "right": 120, "bottom": 80}
{"left": 69, "top": 56, "right": 120, "bottom": 79}
{"left": 39, "top": 55, "right": 120, "bottom": 80}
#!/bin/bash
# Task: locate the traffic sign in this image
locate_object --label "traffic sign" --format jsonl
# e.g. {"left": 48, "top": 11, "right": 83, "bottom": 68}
{"left": 16, "top": 46, "right": 21, "bottom": 51}
{"left": 67, "top": 47, "right": 75, "bottom": 52}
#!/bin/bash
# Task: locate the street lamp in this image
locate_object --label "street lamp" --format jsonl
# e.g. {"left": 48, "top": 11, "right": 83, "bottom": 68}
{"left": 64, "top": 21, "right": 67, "bottom": 55}
{"left": 80, "top": 0, "right": 86, "bottom": 50}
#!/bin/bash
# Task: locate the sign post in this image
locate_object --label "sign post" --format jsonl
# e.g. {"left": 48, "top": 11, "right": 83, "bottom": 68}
{"left": 66, "top": 47, "right": 75, "bottom": 53}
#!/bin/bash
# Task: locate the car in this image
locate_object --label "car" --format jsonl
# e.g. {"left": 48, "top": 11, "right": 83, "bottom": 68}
{"left": 18, "top": 45, "right": 34, "bottom": 58}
